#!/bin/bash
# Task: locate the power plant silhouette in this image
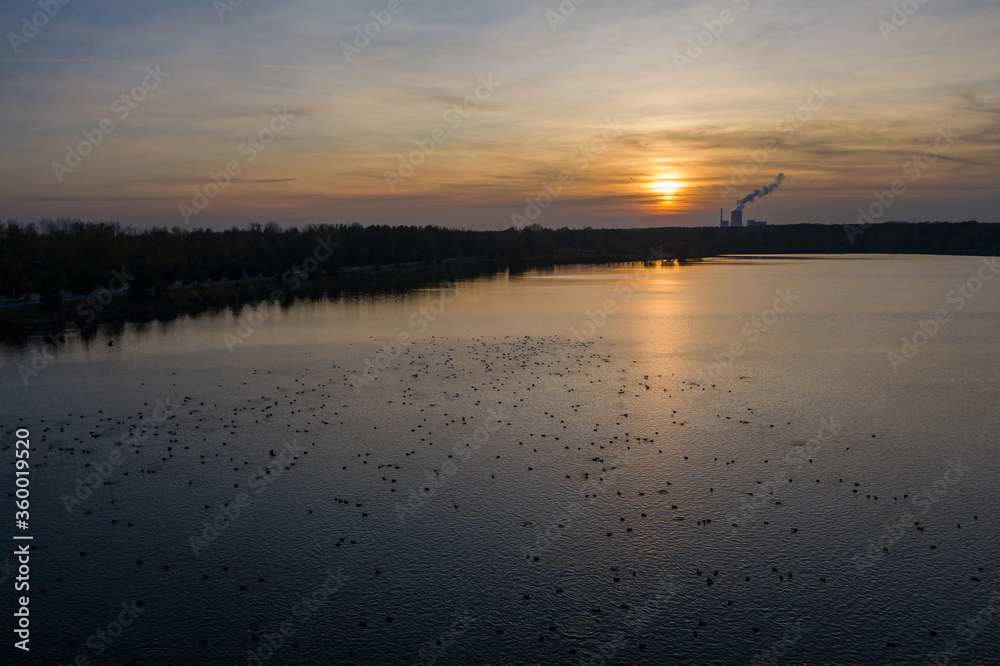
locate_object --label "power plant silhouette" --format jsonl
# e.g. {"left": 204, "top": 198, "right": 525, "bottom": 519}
{"left": 721, "top": 173, "right": 784, "bottom": 227}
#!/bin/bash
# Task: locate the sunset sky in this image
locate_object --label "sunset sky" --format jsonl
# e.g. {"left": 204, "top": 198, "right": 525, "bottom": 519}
{"left": 1, "top": 0, "right": 997, "bottom": 229}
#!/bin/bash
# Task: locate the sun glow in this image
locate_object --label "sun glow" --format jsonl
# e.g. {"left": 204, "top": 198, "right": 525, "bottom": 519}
{"left": 647, "top": 176, "right": 686, "bottom": 206}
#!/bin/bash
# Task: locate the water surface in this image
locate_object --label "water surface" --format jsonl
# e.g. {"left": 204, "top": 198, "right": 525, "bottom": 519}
{"left": 2, "top": 255, "right": 998, "bottom": 665}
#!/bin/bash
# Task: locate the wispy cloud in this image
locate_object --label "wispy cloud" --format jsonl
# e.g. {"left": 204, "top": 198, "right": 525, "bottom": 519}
{"left": 1, "top": 0, "right": 996, "bottom": 227}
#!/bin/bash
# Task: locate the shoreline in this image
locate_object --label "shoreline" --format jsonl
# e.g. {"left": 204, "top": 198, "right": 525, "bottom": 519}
{"left": 0, "top": 255, "right": 636, "bottom": 342}
{"left": 1, "top": 249, "right": 993, "bottom": 342}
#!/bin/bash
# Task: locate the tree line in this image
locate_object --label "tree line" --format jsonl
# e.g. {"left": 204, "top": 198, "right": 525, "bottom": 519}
{"left": 0, "top": 219, "right": 995, "bottom": 302}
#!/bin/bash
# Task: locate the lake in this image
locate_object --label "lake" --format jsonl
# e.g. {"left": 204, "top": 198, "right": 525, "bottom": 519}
{"left": 2, "top": 254, "right": 998, "bottom": 665}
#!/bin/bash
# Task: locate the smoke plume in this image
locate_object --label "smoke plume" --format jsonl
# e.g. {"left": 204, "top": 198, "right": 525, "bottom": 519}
{"left": 735, "top": 173, "right": 785, "bottom": 211}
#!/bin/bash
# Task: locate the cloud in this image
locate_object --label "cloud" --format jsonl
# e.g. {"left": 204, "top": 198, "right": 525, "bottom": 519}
{"left": 0, "top": 0, "right": 997, "bottom": 228}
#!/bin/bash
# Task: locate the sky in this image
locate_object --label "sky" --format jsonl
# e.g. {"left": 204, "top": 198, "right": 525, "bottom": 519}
{"left": 1, "top": 0, "right": 998, "bottom": 230}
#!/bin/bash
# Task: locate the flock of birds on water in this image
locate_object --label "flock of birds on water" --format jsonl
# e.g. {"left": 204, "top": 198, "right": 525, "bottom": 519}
{"left": 3, "top": 330, "right": 997, "bottom": 664}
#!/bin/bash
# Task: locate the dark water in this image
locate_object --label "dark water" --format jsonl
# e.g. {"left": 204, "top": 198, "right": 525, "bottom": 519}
{"left": 2, "top": 255, "right": 999, "bottom": 665}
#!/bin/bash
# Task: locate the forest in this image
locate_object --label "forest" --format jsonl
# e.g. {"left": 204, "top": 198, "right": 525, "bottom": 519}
{"left": 1, "top": 219, "right": 996, "bottom": 305}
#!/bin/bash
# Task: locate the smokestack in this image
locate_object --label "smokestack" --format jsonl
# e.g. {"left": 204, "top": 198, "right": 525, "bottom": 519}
{"left": 735, "top": 173, "right": 785, "bottom": 211}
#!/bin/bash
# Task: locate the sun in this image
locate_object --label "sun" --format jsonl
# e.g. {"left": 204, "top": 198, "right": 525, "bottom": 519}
{"left": 647, "top": 176, "right": 686, "bottom": 206}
